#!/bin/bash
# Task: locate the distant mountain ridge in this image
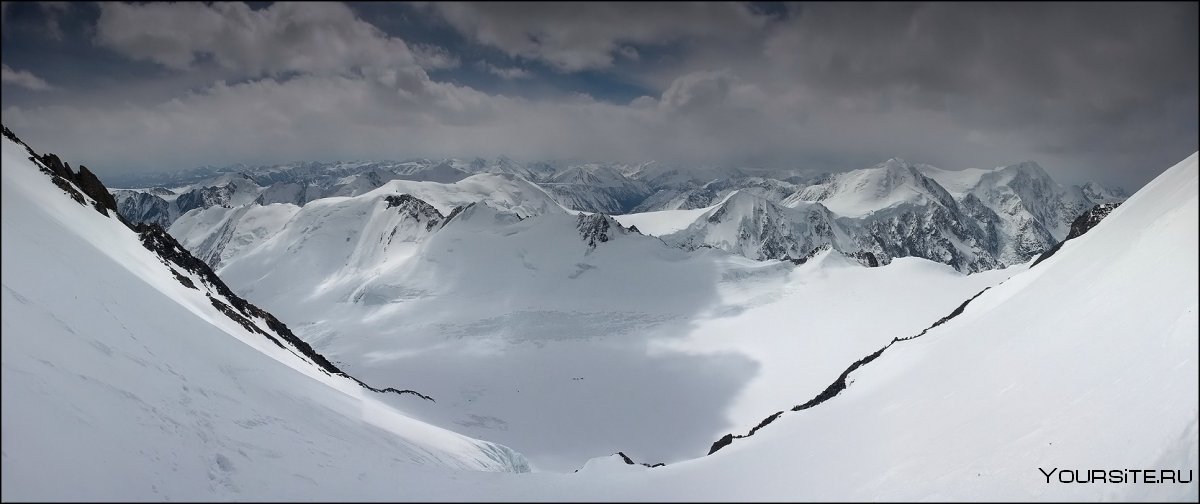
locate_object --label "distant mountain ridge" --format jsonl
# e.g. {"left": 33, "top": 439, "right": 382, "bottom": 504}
{"left": 111, "top": 154, "right": 1124, "bottom": 272}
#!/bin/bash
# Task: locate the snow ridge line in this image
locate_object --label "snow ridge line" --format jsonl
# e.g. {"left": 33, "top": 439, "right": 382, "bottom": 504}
{"left": 706, "top": 286, "right": 994, "bottom": 456}
{"left": 3, "top": 123, "right": 436, "bottom": 404}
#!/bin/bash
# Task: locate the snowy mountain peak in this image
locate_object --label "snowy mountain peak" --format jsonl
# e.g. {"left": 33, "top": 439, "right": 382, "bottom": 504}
{"left": 1080, "top": 181, "right": 1128, "bottom": 202}
{"left": 876, "top": 157, "right": 913, "bottom": 171}
{"left": 990, "top": 160, "right": 1055, "bottom": 188}
{"left": 2, "top": 127, "right": 532, "bottom": 498}
{"left": 665, "top": 190, "right": 850, "bottom": 262}
{"left": 785, "top": 158, "right": 954, "bottom": 218}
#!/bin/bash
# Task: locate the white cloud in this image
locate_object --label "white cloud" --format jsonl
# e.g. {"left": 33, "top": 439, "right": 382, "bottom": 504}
{"left": 1, "top": 64, "right": 51, "bottom": 90}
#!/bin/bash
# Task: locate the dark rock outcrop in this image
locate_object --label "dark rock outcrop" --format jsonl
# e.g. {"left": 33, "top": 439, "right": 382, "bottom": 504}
{"left": 615, "top": 451, "right": 665, "bottom": 468}
{"left": 135, "top": 222, "right": 434, "bottom": 402}
{"left": 707, "top": 285, "right": 995, "bottom": 455}
{"left": 76, "top": 165, "right": 120, "bottom": 215}
{"left": 576, "top": 213, "right": 637, "bottom": 248}
{"left": 114, "top": 190, "right": 174, "bottom": 229}
{"left": 2, "top": 125, "right": 122, "bottom": 219}
{"left": 1029, "top": 202, "right": 1122, "bottom": 268}
{"left": 384, "top": 193, "right": 445, "bottom": 231}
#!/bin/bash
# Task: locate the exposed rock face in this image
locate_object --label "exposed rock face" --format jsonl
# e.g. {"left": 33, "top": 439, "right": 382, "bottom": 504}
{"left": 114, "top": 190, "right": 175, "bottom": 228}
{"left": 174, "top": 174, "right": 262, "bottom": 215}
{"left": 576, "top": 213, "right": 634, "bottom": 248}
{"left": 385, "top": 194, "right": 446, "bottom": 231}
{"left": 1029, "top": 202, "right": 1123, "bottom": 268}
{"left": 1064, "top": 202, "right": 1122, "bottom": 240}
{"left": 666, "top": 192, "right": 849, "bottom": 262}
{"left": 113, "top": 174, "right": 263, "bottom": 228}
{"left": 615, "top": 451, "right": 665, "bottom": 468}
{"left": 708, "top": 286, "right": 994, "bottom": 456}
{"left": 75, "top": 165, "right": 120, "bottom": 214}
{"left": 3, "top": 124, "right": 123, "bottom": 220}
{"left": 850, "top": 199, "right": 998, "bottom": 272}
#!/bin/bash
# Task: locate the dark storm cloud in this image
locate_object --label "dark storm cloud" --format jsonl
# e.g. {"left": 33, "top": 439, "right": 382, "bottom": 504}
{"left": 0, "top": 1, "right": 1195, "bottom": 190}
{"left": 417, "top": 2, "right": 774, "bottom": 71}
{"left": 758, "top": 2, "right": 1198, "bottom": 185}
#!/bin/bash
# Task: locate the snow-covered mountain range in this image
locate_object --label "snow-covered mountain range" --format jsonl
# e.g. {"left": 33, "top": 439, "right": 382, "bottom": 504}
{"left": 4, "top": 122, "right": 1195, "bottom": 501}
{"left": 112, "top": 154, "right": 1125, "bottom": 273}
{"left": 1, "top": 126, "right": 528, "bottom": 500}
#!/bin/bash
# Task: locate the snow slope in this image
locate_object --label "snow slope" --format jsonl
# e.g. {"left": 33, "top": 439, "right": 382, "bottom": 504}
{"left": 611, "top": 192, "right": 740, "bottom": 236}
{"left": 646, "top": 150, "right": 1198, "bottom": 501}
{"left": 6, "top": 118, "right": 1191, "bottom": 499}
{"left": 204, "top": 177, "right": 1021, "bottom": 471}
{"left": 0, "top": 133, "right": 528, "bottom": 501}
{"left": 169, "top": 203, "right": 300, "bottom": 268}
{"left": 363, "top": 151, "right": 1198, "bottom": 502}
{"left": 612, "top": 205, "right": 714, "bottom": 236}
{"left": 918, "top": 164, "right": 997, "bottom": 198}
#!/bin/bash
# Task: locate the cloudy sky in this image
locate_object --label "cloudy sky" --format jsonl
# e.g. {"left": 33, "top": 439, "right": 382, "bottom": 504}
{"left": 1, "top": 2, "right": 1196, "bottom": 189}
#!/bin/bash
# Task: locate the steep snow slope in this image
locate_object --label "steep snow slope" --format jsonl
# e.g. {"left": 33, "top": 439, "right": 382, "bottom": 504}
{"left": 169, "top": 203, "right": 301, "bottom": 268}
{"left": 0, "top": 133, "right": 527, "bottom": 501}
